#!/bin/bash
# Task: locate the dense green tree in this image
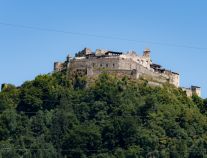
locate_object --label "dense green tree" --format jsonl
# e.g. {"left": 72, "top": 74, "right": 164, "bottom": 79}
{"left": 0, "top": 73, "right": 207, "bottom": 157}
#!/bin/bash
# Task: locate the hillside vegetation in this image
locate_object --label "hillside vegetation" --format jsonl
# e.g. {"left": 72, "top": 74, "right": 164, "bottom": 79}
{"left": 0, "top": 72, "right": 207, "bottom": 158}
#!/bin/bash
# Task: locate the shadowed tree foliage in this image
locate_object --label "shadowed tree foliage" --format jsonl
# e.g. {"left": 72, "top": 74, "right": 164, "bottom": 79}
{"left": 0, "top": 72, "right": 207, "bottom": 157}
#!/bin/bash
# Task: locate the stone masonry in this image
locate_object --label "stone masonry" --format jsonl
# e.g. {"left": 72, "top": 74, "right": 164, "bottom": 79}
{"left": 54, "top": 48, "right": 201, "bottom": 97}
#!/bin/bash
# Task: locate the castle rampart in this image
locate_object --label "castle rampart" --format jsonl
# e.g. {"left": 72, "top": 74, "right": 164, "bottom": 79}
{"left": 181, "top": 86, "right": 201, "bottom": 97}
{"left": 54, "top": 48, "right": 201, "bottom": 97}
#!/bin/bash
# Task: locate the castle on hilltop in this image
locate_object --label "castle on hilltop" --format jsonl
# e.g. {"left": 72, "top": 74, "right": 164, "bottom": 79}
{"left": 54, "top": 48, "right": 201, "bottom": 97}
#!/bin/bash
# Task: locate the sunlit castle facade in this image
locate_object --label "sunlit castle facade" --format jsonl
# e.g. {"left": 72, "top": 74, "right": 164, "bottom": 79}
{"left": 54, "top": 48, "right": 201, "bottom": 97}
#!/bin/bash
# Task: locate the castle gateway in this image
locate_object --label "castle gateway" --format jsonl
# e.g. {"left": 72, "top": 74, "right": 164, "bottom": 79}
{"left": 54, "top": 48, "right": 201, "bottom": 97}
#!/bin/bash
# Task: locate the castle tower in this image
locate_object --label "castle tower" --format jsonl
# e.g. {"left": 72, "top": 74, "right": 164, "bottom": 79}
{"left": 66, "top": 54, "right": 72, "bottom": 62}
{"left": 54, "top": 62, "right": 64, "bottom": 72}
{"left": 84, "top": 48, "right": 92, "bottom": 55}
{"left": 142, "top": 48, "right": 151, "bottom": 69}
{"left": 143, "top": 48, "right": 151, "bottom": 58}
{"left": 191, "top": 86, "right": 201, "bottom": 97}
{"left": 76, "top": 48, "right": 92, "bottom": 57}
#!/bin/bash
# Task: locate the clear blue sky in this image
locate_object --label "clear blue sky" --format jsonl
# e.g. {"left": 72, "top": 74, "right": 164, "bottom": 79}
{"left": 0, "top": 0, "right": 206, "bottom": 97}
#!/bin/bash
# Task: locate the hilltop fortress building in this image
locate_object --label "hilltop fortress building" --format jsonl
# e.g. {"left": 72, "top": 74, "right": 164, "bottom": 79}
{"left": 54, "top": 48, "right": 201, "bottom": 97}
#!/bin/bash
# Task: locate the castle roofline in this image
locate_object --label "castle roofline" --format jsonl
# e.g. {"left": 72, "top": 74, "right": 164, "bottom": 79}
{"left": 191, "top": 85, "right": 201, "bottom": 88}
{"left": 150, "top": 63, "right": 162, "bottom": 68}
{"left": 144, "top": 48, "right": 151, "bottom": 52}
{"left": 105, "top": 51, "right": 123, "bottom": 55}
{"left": 172, "top": 71, "right": 179, "bottom": 75}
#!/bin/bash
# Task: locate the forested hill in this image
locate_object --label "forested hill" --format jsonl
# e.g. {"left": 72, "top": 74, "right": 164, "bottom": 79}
{"left": 0, "top": 72, "right": 207, "bottom": 158}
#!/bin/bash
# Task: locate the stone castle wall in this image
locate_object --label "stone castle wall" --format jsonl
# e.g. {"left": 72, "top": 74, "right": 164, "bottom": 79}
{"left": 181, "top": 86, "right": 201, "bottom": 97}
{"left": 55, "top": 51, "right": 179, "bottom": 87}
{"left": 69, "top": 56, "right": 171, "bottom": 85}
{"left": 54, "top": 48, "right": 201, "bottom": 97}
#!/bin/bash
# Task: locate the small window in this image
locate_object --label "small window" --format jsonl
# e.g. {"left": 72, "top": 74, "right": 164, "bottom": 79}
{"left": 106, "top": 64, "right": 108, "bottom": 67}
{"left": 113, "top": 63, "right": 115, "bottom": 67}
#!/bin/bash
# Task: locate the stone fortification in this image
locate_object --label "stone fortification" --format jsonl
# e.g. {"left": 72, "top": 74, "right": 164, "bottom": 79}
{"left": 181, "top": 86, "right": 201, "bottom": 97}
{"left": 54, "top": 48, "right": 201, "bottom": 97}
